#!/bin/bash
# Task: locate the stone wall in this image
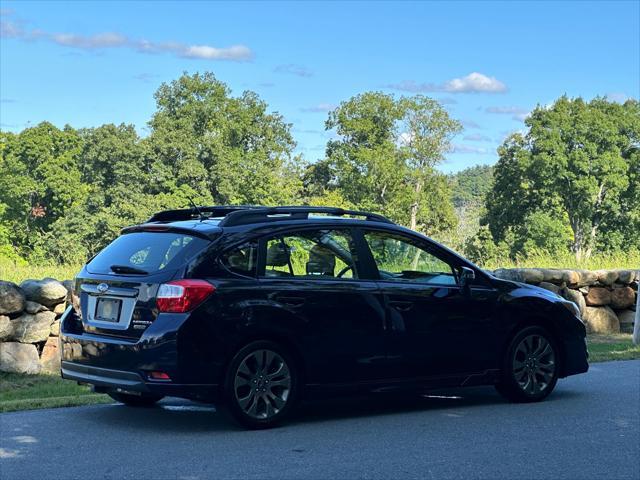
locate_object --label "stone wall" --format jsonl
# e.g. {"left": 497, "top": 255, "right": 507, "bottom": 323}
{"left": 0, "top": 278, "right": 74, "bottom": 374}
{"left": 492, "top": 268, "right": 638, "bottom": 334}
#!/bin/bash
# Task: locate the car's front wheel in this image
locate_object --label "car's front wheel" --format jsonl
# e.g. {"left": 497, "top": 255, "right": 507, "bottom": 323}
{"left": 108, "top": 391, "right": 164, "bottom": 407}
{"left": 495, "top": 326, "right": 559, "bottom": 403}
{"left": 222, "top": 340, "right": 298, "bottom": 429}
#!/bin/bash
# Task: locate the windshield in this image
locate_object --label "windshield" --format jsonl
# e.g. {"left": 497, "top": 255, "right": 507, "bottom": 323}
{"left": 87, "top": 232, "right": 209, "bottom": 275}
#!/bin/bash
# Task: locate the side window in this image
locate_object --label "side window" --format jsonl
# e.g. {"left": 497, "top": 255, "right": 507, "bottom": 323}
{"left": 262, "top": 230, "right": 358, "bottom": 280}
{"left": 221, "top": 242, "right": 258, "bottom": 277}
{"left": 364, "top": 231, "right": 457, "bottom": 285}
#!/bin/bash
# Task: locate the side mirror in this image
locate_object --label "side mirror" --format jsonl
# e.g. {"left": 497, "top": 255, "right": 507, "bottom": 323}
{"left": 460, "top": 266, "right": 476, "bottom": 287}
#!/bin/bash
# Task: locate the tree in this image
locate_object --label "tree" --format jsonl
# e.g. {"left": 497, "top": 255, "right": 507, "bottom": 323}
{"left": 485, "top": 96, "right": 640, "bottom": 259}
{"left": 148, "top": 72, "right": 302, "bottom": 206}
{"left": 398, "top": 96, "right": 462, "bottom": 230}
{"left": 319, "top": 92, "right": 458, "bottom": 235}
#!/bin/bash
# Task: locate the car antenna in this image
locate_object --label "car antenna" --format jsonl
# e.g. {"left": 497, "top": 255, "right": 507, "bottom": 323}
{"left": 187, "top": 197, "right": 206, "bottom": 221}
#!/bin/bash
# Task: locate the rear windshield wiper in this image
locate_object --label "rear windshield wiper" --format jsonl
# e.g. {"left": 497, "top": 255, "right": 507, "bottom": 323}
{"left": 109, "top": 264, "right": 148, "bottom": 275}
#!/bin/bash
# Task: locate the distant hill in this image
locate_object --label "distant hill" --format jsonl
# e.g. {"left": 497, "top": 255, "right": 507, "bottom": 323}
{"left": 448, "top": 164, "right": 494, "bottom": 207}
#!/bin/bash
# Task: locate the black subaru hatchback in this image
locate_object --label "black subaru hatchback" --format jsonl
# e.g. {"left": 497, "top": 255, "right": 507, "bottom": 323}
{"left": 60, "top": 206, "right": 588, "bottom": 428}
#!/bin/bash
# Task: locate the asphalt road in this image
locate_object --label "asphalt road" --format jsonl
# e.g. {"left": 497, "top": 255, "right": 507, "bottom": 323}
{"left": 1, "top": 360, "right": 639, "bottom": 480}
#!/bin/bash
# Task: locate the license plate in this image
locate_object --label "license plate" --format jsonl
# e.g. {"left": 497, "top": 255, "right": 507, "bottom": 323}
{"left": 95, "top": 298, "right": 122, "bottom": 322}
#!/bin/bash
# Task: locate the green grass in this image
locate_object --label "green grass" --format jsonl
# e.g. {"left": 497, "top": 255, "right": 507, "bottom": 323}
{"left": 587, "top": 334, "right": 640, "bottom": 362}
{"left": 0, "top": 263, "right": 83, "bottom": 284}
{"left": 0, "top": 372, "right": 111, "bottom": 413}
{"left": 480, "top": 250, "right": 640, "bottom": 271}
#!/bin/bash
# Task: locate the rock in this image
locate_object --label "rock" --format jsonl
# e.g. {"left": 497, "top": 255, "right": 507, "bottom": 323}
{"left": 0, "top": 281, "right": 26, "bottom": 315}
{"left": 610, "top": 287, "right": 635, "bottom": 310}
{"left": 615, "top": 270, "right": 635, "bottom": 284}
{"left": 53, "top": 303, "right": 66, "bottom": 315}
{"left": 19, "top": 278, "right": 67, "bottom": 308}
{"left": 583, "top": 306, "right": 620, "bottom": 334}
{"left": 541, "top": 269, "right": 564, "bottom": 284}
{"left": 40, "top": 336, "right": 61, "bottom": 374}
{"left": 493, "top": 268, "right": 526, "bottom": 282}
{"left": 520, "top": 269, "right": 544, "bottom": 284}
{"left": 576, "top": 270, "right": 598, "bottom": 287}
{"left": 617, "top": 310, "right": 636, "bottom": 334}
{"left": 564, "top": 289, "right": 586, "bottom": 317}
{"left": 10, "top": 311, "right": 56, "bottom": 343}
{"left": 50, "top": 320, "right": 60, "bottom": 336}
{"left": 585, "top": 287, "right": 611, "bottom": 306}
{"left": 562, "top": 270, "right": 581, "bottom": 286}
{"left": 0, "top": 315, "right": 11, "bottom": 341}
{"left": 539, "top": 282, "right": 561, "bottom": 294}
{"left": 0, "top": 342, "right": 41, "bottom": 374}
{"left": 25, "top": 301, "right": 48, "bottom": 314}
{"left": 596, "top": 270, "right": 618, "bottom": 286}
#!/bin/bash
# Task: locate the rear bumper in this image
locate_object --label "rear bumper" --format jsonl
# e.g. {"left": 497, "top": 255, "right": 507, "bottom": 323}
{"left": 60, "top": 361, "right": 217, "bottom": 399}
{"left": 59, "top": 306, "right": 220, "bottom": 401}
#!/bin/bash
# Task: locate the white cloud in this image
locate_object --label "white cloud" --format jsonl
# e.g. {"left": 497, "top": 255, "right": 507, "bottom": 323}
{"left": 300, "top": 103, "right": 336, "bottom": 113}
{"left": 182, "top": 44, "right": 252, "bottom": 60}
{"left": 445, "top": 73, "right": 507, "bottom": 93}
{"left": 485, "top": 106, "right": 530, "bottom": 122}
{"left": 274, "top": 64, "right": 313, "bottom": 77}
{"left": 0, "top": 18, "right": 252, "bottom": 61}
{"left": 463, "top": 133, "right": 491, "bottom": 142}
{"left": 385, "top": 72, "right": 507, "bottom": 94}
{"left": 461, "top": 119, "right": 482, "bottom": 129}
{"left": 485, "top": 106, "right": 527, "bottom": 114}
{"left": 606, "top": 92, "right": 633, "bottom": 103}
{"left": 452, "top": 144, "right": 491, "bottom": 155}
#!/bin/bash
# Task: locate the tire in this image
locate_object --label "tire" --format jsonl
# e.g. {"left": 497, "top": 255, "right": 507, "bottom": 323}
{"left": 495, "top": 326, "right": 560, "bottom": 403}
{"left": 108, "top": 391, "right": 164, "bottom": 407}
{"left": 222, "top": 340, "right": 299, "bottom": 429}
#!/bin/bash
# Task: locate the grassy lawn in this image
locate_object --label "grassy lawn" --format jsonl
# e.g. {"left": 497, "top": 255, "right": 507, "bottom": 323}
{"left": 587, "top": 334, "right": 640, "bottom": 362}
{"left": 0, "top": 372, "right": 111, "bottom": 413}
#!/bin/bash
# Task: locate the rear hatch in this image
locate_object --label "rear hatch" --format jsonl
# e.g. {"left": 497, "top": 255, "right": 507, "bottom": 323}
{"left": 74, "top": 230, "right": 211, "bottom": 340}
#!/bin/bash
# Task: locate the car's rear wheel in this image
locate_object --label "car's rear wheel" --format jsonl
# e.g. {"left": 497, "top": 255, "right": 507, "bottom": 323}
{"left": 108, "top": 391, "right": 164, "bottom": 407}
{"left": 495, "top": 326, "right": 559, "bottom": 403}
{"left": 222, "top": 340, "right": 298, "bottom": 429}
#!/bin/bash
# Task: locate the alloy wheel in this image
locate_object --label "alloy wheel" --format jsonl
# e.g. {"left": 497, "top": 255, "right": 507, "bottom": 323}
{"left": 233, "top": 349, "right": 292, "bottom": 420}
{"left": 512, "top": 334, "right": 556, "bottom": 395}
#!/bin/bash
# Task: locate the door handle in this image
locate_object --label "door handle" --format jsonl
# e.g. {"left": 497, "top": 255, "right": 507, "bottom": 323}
{"left": 389, "top": 300, "right": 414, "bottom": 312}
{"left": 276, "top": 296, "right": 306, "bottom": 307}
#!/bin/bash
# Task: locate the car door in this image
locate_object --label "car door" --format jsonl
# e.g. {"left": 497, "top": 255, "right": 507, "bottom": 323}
{"left": 361, "top": 228, "right": 500, "bottom": 379}
{"left": 256, "top": 226, "right": 390, "bottom": 385}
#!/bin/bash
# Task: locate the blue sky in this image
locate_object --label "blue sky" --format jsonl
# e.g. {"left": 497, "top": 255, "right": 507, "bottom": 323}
{"left": 1, "top": 1, "right": 638, "bottom": 173}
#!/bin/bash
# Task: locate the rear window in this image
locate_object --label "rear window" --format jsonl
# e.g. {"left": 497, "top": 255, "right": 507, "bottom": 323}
{"left": 87, "top": 232, "right": 209, "bottom": 275}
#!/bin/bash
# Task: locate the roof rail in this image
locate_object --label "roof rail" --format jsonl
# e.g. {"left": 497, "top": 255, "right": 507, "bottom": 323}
{"left": 218, "top": 206, "right": 394, "bottom": 227}
{"left": 146, "top": 205, "right": 262, "bottom": 223}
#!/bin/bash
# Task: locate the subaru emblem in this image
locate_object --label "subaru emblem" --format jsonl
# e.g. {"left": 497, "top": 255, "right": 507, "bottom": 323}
{"left": 96, "top": 283, "right": 109, "bottom": 294}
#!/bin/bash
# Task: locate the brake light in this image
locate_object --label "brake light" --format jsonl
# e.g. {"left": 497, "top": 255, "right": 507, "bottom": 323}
{"left": 156, "top": 279, "right": 215, "bottom": 313}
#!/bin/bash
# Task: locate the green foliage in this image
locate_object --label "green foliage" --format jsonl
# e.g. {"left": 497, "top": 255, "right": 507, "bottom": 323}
{"left": 449, "top": 164, "right": 494, "bottom": 208}
{"left": 484, "top": 96, "right": 640, "bottom": 260}
{"left": 0, "top": 72, "right": 303, "bottom": 265}
{"left": 314, "top": 92, "right": 460, "bottom": 236}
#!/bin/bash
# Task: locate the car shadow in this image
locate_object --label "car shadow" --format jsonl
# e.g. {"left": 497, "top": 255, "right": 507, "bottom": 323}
{"left": 75, "top": 384, "right": 583, "bottom": 432}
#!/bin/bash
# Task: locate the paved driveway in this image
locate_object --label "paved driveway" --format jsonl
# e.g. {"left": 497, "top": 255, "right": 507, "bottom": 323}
{"left": 1, "top": 360, "right": 639, "bottom": 480}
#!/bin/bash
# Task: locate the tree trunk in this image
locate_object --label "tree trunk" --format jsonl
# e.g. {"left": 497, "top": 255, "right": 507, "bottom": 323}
{"left": 410, "top": 180, "right": 422, "bottom": 231}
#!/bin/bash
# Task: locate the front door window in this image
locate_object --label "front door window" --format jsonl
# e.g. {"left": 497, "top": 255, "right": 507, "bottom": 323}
{"left": 364, "top": 230, "right": 457, "bottom": 285}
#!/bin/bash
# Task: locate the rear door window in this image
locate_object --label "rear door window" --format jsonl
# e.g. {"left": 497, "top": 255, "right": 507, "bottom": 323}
{"left": 260, "top": 229, "right": 359, "bottom": 280}
{"left": 87, "top": 232, "right": 209, "bottom": 275}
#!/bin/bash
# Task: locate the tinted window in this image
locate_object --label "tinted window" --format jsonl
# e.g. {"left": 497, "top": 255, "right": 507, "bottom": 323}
{"left": 220, "top": 242, "right": 258, "bottom": 277}
{"left": 262, "top": 230, "right": 358, "bottom": 279}
{"left": 364, "top": 230, "right": 457, "bottom": 285}
{"left": 87, "top": 232, "right": 208, "bottom": 275}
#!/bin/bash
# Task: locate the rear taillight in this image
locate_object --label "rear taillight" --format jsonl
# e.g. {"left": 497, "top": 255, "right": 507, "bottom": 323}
{"left": 156, "top": 279, "right": 215, "bottom": 313}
